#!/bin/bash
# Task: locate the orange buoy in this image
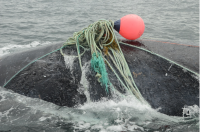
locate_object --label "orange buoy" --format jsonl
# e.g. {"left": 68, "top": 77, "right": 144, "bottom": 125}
{"left": 114, "top": 14, "right": 145, "bottom": 40}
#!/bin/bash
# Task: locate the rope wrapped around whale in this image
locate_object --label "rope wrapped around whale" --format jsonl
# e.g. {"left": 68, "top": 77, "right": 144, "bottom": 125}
{"left": 60, "top": 20, "right": 149, "bottom": 105}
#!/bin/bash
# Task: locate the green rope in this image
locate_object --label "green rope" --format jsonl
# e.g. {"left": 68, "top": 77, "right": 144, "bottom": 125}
{"left": 91, "top": 52, "right": 109, "bottom": 93}
{"left": 3, "top": 43, "right": 87, "bottom": 88}
{"left": 5, "top": 20, "right": 172, "bottom": 106}
{"left": 120, "top": 42, "right": 199, "bottom": 77}
{"left": 3, "top": 47, "right": 63, "bottom": 88}
{"left": 62, "top": 19, "right": 148, "bottom": 104}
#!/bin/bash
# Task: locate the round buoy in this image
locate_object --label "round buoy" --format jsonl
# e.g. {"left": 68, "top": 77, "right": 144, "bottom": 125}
{"left": 114, "top": 14, "right": 145, "bottom": 40}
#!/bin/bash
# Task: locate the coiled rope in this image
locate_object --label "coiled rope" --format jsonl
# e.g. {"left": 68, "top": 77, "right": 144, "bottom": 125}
{"left": 60, "top": 19, "right": 148, "bottom": 104}
{"left": 3, "top": 19, "right": 198, "bottom": 106}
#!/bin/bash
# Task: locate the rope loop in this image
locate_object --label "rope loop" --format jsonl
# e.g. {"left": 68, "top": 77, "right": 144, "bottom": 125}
{"left": 4, "top": 19, "right": 198, "bottom": 107}
{"left": 62, "top": 20, "right": 148, "bottom": 104}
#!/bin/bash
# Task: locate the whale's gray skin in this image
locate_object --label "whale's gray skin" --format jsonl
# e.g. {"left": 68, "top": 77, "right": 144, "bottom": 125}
{"left": 0, "top": 44, "right": 111, "bottom": 107}
{"left": 120, "top": 40, "right": 199, "bottom": 116}
{"left": 0, "top": 40, "right": 199, "bottom": 116}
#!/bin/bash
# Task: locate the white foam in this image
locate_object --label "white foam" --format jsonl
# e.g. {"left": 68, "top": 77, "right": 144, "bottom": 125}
{"left": 39, "top": 117, "right": 47, "bottom": 121}
{"left": 79, "top": 62, "right": 91, "bottom": 102}
{"left": 182, "top": 105, "right": 199, "bottom": 118}
{"left": 127, "top": 124, "right": 144, "bottom": 131}
{"left": 74, "top": 122, "right": 91, "bottom": 130}
{"left": 63, "top": 54, "right": 76, "bottom": 72}
{"left": 91, "top": 124, "right": 103, "bottom": 130}
{"left": 106, "top": 125, "right": 124, "bottom": 131}
{"left": 0, "top": 41, "right": 51, "bottom": 57}
{"left": 79, "top": 95, "right": 151, "bottom": 112}
{"left": 0, "top": 86, "right": 192, "bottom": 131}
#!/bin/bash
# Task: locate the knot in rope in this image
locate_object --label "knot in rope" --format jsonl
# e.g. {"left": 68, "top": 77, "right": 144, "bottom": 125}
{"left": 61, "top": 19, "right": 149, "bottom": 105}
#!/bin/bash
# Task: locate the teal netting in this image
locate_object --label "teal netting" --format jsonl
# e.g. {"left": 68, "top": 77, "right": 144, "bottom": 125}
{"left": 91, "top": 52, "right": 109, "bottom": 94}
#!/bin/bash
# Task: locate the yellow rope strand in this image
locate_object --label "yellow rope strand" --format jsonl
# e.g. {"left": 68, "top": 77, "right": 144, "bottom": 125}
{"left": 61, "top": 20, "right": 149, "bottom": 105}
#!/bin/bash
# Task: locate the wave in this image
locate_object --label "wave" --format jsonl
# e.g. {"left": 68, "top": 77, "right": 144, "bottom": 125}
{"left": 0, "top": 41, "right": 52, "bottom": 57}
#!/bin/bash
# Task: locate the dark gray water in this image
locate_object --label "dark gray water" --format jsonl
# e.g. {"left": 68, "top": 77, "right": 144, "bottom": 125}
{"left": 0, "top": 0, "right": 199, "bottom": 131}
{"left": 0, "top": 0, "right": 199, "bottom": 51}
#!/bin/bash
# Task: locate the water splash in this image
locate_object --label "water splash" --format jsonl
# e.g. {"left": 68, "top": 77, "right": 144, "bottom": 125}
{"left": 63, "top": 54, "right": 76, "bottom": 72}
{"left": 0, "top": 86, "right": 199, "bottom": 132}
{"left": 182, "top": 105, "right": 199, "bottom": 118}
{"left": 0, "top": 41, "right": 51, "bottom": 57}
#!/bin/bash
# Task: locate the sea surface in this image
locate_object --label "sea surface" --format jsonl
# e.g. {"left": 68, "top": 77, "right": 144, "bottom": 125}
{"left": 0, "top": 0, "right": 199, "bottom": 131}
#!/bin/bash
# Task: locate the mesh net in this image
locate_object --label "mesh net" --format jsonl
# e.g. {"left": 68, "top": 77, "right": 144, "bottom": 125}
{"left": 91, "top": 52, "right": 109, "bottom": 93}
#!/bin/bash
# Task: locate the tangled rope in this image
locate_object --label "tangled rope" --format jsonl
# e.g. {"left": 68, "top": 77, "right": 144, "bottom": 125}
{"left": 60, "top": 20, "right": 148, "bottom": 104}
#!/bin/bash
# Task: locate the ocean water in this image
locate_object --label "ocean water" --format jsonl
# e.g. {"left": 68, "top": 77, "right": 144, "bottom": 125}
{"left": 0, "top": 0, "right": 199, "bottom": 131}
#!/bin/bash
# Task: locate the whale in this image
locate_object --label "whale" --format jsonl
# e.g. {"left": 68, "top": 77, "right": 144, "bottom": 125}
{"left": 0, "top": 39, "right": 199, "bottom": 116}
